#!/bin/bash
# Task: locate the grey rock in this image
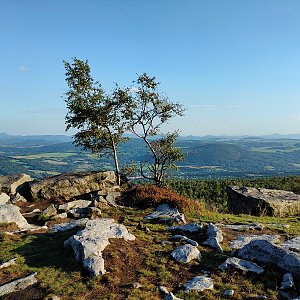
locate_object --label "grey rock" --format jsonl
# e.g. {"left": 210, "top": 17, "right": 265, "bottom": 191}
{"left": 168, "top": 223, "right": 202, "bottom": 233}
{"left": 105, "top": 191, "right": 121, "bottom": 207}
{"left": 68, "top": 207, "right": 101, "bottom": 219}
{"left": 159, "top": 286, "right": 170, "bottom": 294}
{"left": 65, "top": 218, "right": 135, "bottom": 277}
{"left": 277, "top": 251, "right": 300, "bottom": 278}
{"left": 223, "top": 289, "right": 234, "bottom": 297}
{"left": 45, "top": 295, "right": 61, "bottom": 300}
{"left": 144, "top": 204, "right": 185, "bottom": 223}
{"left": 0, "top": 258, "right": 17, "bottom": 269}
{"left": 58, "top": 200, "right": 92, "bottom": 212}
{"left": 279, "top": 273, "right": 294, "bottom": 290}
{"left": 281, "top": 236, "right": 300, "bottom": 253}
{"left": 52, "top": 212, "right": 68, "bottom": 220}
{"left": 203, "top": 223, "right": 223, "bottom": 252}
{"left": 41, "top": 204, "right": 57, "bottom": 218}
{"left": 171, "top": 244, "right": 201, "bottom": 263}
{"left": 184, "top": 275, "right": 214, "bottom": 293}
{"left": 29, "top": 171, "right": 117, "bottom": 201}
{"left": 0, "top": 193, "right": 10, "bottom": 205}
{"left": 132, "top": 282, "right": 142, "bottom": 289}
{"left": 165, "top": 293, "right": 183, "bottom": 300}
{"left": 227, "top": 185, "right": 300, "bottom": 217}
{"left": 171, "top": 235, "right": 198, "bottom": 246}
{"left": 0, "top": 272, "right": 37, "bottom": 297}
{"left": 0, "top": 204, "right": 31, "bottom": 229}
{"left": 50, "top": 218, "right": 89, "bottom": 232}
{"left": 230, "top": 234, "right": 281, "bottom": 250}
{"left": 0, "top": 174, "right": 32, "bottom": 195}
{"left": 11, "top": 193, "right": 27, "bottom": 203}
{"left": 218, "top": 257, "right": 264, "bottom": 274}
{"left": 221, "top": 223, "right": 264, "bottom": 231}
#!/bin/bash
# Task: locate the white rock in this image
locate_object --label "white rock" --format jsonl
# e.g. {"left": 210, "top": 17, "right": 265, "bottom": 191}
{"left": 230, "top": 234, "right": 281, "bottom": 250}
{"left": 50, "top": 218, "right": 89, "bottom": 232}
{"left": 0, "top": 193, "right": 10, "bottom": 205}
{"left": 0, "top": 204, "right": 31, "bottom": 229}
{"left": 218, "top": 257, "right": 264, "bottom": 274}
{"left": 203, "top": 223, "right": 223, "bottom": 252}
{"left": 171, "top": 235, "right": 198, "bottom": 246}
{"left": 171, "top": 244, "right": 201, "bottom": 263}
{"left": 144, "top": 204, "right": 185, "bottom": 223}
{"left": 0, "top": 258, "right": 17, "bottom": 269}
{"left": 65, "top": 218, "right": 135, "bottom": 277}
{"left": 184, "top": 275, "right": 214, "bottom": 293}
{"left": 58, "top": 200, "right": 92, "bottom": 212}
{"left": 279, "top": 273, "right": 294, "bottom": 290}
{"left": 0, "top": 272, "right": 37, "bottom": 296}
{"left": 168, "top": 223, "right": 202, "bottom": 233}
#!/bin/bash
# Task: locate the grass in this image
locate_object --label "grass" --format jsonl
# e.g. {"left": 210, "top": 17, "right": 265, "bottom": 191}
{"left": 0, "top": 203, "right": 299, "bottom": 299}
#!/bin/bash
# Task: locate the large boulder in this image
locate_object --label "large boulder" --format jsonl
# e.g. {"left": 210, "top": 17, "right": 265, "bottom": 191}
{"left": 65, "top": 218, "right": 135, "bottom": 277}
{"left": 227, "top": 186, "right": 300, "bottom": 216}
{"left": 29, "top": 171, "right": 117, "bottom": 201}
{"left": 0, "top": 204, "right": 31, "bottom": 229}
{"left": 0, "top": 174, "right": 32, "bottom": 196}
{"left": 171, "top": 244, "right": 201, "bottom": 263}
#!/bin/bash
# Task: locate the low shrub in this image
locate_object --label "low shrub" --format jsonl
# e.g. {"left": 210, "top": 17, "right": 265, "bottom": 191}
{"left": 119, "top": 185, "right": 203, "bottom": 213}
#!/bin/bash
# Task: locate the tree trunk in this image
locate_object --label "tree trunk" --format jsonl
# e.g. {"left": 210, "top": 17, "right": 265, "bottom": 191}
{"left": 111, "top": 140, "right": 121, "bottom": 186}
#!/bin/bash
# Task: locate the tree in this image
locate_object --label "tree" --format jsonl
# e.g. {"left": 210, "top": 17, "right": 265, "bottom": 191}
{"left": 113, "top": 73, "right": 185, "bottom": 185}
{"left": 63, "top": 58, "right": 126, "bottom": 185}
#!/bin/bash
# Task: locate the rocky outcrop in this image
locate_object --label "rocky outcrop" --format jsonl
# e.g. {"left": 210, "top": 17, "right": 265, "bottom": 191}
{"left": 227, "top": 186, "right": 300, "bottom": 216}
{"left": 0, "top": 204, "right": 31, "bottom": 229}
{"left": 230, "top": 234, "right": 281, "bottom": 250}
{"left": 144, "top": 204, "right": 185, "bottom": 223}
{"left": 0, "top": 174, "right": 32, "bottom": 196}
{"left": 29, "top": 171, "right": 117, "bottom": 201}
{"left": 218, "top": 257, "right": 264, "bottom": 274}
{"left": 171, "top": 244, "right": 201, "bottom": 263}
{"left": 0, "top": 272, "right": 37, "bottom": 297}
{"left": 0, "top": 192, "right": 10, "bottom": 205}
{"left": 65, "top": 218, "right": 135, "bottom": 277}
{"left": 203, "top": 223, "right": 223, "bottom": 252}
{"left": 281, "top": 236, "right": 300, "bottom": 253}
{"left": 49, "top": 218, "right": 89, "bottom": 232}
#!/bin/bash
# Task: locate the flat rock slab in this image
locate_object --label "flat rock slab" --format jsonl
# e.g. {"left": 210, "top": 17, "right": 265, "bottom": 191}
{"left": 65, "top": 218, "right": 135, "bottom": 277}
{"left": 218, "top": 257, "right": 264, "bottom": 274}
{"left": 171, "top": 244, "right": 201, "bottom": 263}
{"left": 184, "top": 275, "right": 214, "bottom": 293}
{"left": 230, "top": 234, "right": 281, "bottom": 250}
{"left": 168, "top": 223, "right": 202, "bottom": 233}
{"left": 58, "top": 200, "right": 92, "bottom": 212}
{"left": 49, "top": 218, "right": 89, "bottom": 232}
{"left": 0, "top": 272, "right": 37, "bottom": 297}
{"left": 227, "top": 186, "right": 300, "bottom": 217}
{"left": 144, "top": 204, "right": 185, "bottom": 223}
{"left": 30, "top": 171, "right": 117, "bottom": 201}
{"left": 0, "top": 204, "right": 31, "bottom": 229}
{"left": 0, "top": 174, "right": 31, "bottom": 195}
{"left": 171, "top": 235, "right": 198, "bottom": 246}
{"left": 281, "top": 236, "right": 300, "bottom": 253}
{"left": 221, "top": 223, "right": 264, "bottom": 231}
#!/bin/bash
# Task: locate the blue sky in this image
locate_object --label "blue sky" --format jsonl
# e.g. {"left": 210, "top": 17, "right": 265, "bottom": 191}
{"left": 1, "top": 0, "right": 300, "bottom": 136}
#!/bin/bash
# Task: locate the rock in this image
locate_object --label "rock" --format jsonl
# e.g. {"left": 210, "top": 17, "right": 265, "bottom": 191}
{"left": 171, "top": 235, "right": 199, "bottom": 246}
{"left": 221, "top": 223, "right": 264, "bottom": 231}
{"left": 68, "top": 207, "right": 101, "bottom": 219}
{"left": 58, "top": 200, "right": 92, "bottom": 212}
{"left": 238, "top": 240, "right": 300, "bottom": 277}
{"left": 52, "top": 212, "right": 68, "bottom": 220}
{"left": 159, "top": 286, "right": 170, "bottom": 294}
{"left": 132, "top": 282, "right": 142, "bottom": 289}
{"left": 41, "top": 204, "right": 57, "bottom": 218}
{"left": 11, "top": 193, "right": 27, "bottom": 203}
{"left": 45, "top": 295, "right": 61, "bottom": 300}
{"left": 144, "top": 204, "right": 185, "bottom": 223}
{"left": 230, "top": 234, "right": 281, "bottom": 250}
{"left": 23, "top": 209, "right": 41, "bottom": 216}
{"left": 184, "top": 275, "right": 214, "bottom": 293}
{"left": 165, "top": 293, "right": 183, "bottom": 300}
{"left": 279, "top": 273, "right": 294, "bottom": 290}
{"left": 0, "top": 174, "right": 32, "bottom": 195}
{"left": 0, "top": 204, "right": 31, "bottom": 229}
{"left": 227, "top": 186, "right": 300, "bottom": 217}
{"left": 171, "top": 244, "right": 201, "bottom": 263}
{"left": 203, "top": 223, "right": 223, "bottom": 252}
{"left": 0, "top": 193, "right": 10, "bottom": 205}
{"left": 0, "top": 272, "right": 37, "bottom": 297}
{"left": 218, "top": 257, "right": 264, "bottom": 274}
{"left": 0, "top": 258, "right": 17, "bottom": 269}
{"left": 29, "top": 171, "right": 117, "bottom": 201}
{"left": 223, "top": 290, "right": 234, "bottom": 297}
{"left": 65, "top": 218, "right": 135, "bottom": 277}
{"left": 281, "top": 236, "right": 300, "bottom": 253}
{"left": 49, "top": 218, "right": 89, "bottom": 232}
{"left": 105, "top": 191, "right": 121, "bottom": 207}
{"left": 168, "top": 223, "right": 203, "bottom": 233}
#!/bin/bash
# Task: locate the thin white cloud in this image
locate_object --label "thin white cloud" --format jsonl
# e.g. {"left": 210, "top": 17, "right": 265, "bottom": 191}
{"left": 19, "top": 65, "right": 28, "bottom": 72}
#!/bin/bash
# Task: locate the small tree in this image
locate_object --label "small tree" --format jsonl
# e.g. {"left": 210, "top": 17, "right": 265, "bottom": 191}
{"left": 63, "top": 58, "right": 126, "bottom": 185}
{"left": 113, "top": 73, "right": 185, "bottom": 185}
